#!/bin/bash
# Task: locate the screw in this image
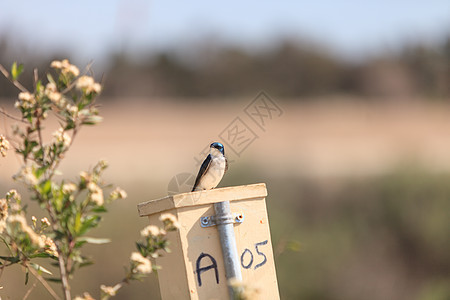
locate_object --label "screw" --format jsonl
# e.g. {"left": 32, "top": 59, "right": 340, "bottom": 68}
{"left": 201, "top": 217, "right": 209, "bottom": 225}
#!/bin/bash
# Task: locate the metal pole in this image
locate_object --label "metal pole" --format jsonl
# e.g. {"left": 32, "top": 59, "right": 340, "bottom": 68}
{"left": 214, "top": 200, "right": 242, "bottom": 299}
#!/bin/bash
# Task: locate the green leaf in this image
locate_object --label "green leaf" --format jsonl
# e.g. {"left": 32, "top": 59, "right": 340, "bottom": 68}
{"left": 11, "top": 62, "right": 17, "bottom": 79}
{"left": 53, "top": 230, "right": 65, "bottom": 241}
{"left": 33, "top": 147, "right": 44, "bottom": 161}
{"left": 25, "top": 268, "right": 29, "bottom": 285}
{"left": 136, "top": 242, "right": 146, "bottom": 256}
{"left": 29, "top": 252, "right": 52, "bottom": 259}
{"left": 79, "top": 260, "right": 94, "bottom": 268}
{"left": 30, "top": 262, "right": 53, "bottom": 275}
{"left": 23, "top": 140, "right": 39, "bottom": 159}
{"left": 64, "top": 122, "right": 76, "bottom": 130}
{"left": 40, "top": 180, "right": 52, "bottom": 196}
{"left": 0, "top": 255, "right": 20, "bottom": 263}
{"left": 26, "top": 114, "right": 33, "bottom": 124}
{"left": 47, "top": 73, "right": 56, "bottom": 85}
{"left": 78, "top": 237, "right": 111, "bottom": 244}
{"left": 74, "top": 211, "right": 81, "bottom": 234}
{"left": 74, "top": 240, "right": 88, "bottom": 248}
{"left": 91, "top": 206, "right": 107, "bottom": 213}
{"left": 82, "top": 115, "right": 103, "bottom": 125}
{"left": 11, "top": 62, "right": 24, "bottom": 81}
{"left": 36, "top": 80, "right": 43, "bottom": 93}
{"left": 78, "top": 215, "right": 101, "bottom": 236}
{"left": 46, "top": 277, "right": 62, "bottom": 283}
{"left": 35, "top": 166, "right": 48, "bottom": 179}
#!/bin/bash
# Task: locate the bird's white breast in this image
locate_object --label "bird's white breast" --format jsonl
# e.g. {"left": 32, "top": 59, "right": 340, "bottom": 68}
{"left": 197, "top": 154, "right": 226, "bottom": 190}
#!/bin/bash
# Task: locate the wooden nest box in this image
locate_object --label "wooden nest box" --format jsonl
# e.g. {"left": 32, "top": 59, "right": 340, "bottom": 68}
{"left": 138, "top": 183, "right": 279, "bottom": 300}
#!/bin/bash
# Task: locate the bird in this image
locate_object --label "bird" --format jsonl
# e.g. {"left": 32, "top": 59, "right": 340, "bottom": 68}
{"left": 192, "top": 142, "right": 228, "bottom": 192}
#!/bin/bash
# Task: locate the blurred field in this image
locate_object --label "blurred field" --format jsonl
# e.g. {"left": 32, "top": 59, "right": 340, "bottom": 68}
{"left": 1, "top": 98, "right": 450, "bottom": 299}
{"left": 3, "top": 97, "right": 450, "bottom": 182}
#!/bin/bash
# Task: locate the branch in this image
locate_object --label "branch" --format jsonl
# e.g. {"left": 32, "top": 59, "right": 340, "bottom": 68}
{"left": 27, "top": 264, "right": 61, "bottom": 300}
{"left": 40, "top": 197, "right": 71, "bottom": 300}
{"left": 23, "top": 277, "right": 39, "bottom": 300}
{"left": 33, "top": 68, "right": 39, "bottom": 89}
{"left": 57, "top": 252, "right": 71, "bottom": 300}
{"left": 0, "top": 107, "right": 26, "bottom": 123}
{"left": 0, "top": 64, "right": 29, "bottom": 93}
{"left": 35, "top": 114, "right": 45, "bottom": 163}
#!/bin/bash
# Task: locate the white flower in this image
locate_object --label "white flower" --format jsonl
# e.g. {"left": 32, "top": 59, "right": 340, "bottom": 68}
{"left": 51, "top": 59, "right": 80, "bottom": 76}
{"left": 91, "top": 191, "right": 104, "bottom": 206}
{"left": 140, "top": 225, "right": 165, "bottom": 237}
{"left": 41, "top": 234, "right": 58, "bottom": 257}
{"left": 0, "top": 220, "right": 5, "bottom": 235}
{"left": 76, "top": 75, "right": 102, "bottom": 94}
{"left": 48, "top": 91, "right": 62, "bottom": 103}
{"left": 159, "top": 213, "right": 177, "bottom": 223}
{"left": 61, "top": 59, "right": 80, "bottom": 76}
{"left": 0, "top": 198, "right": 8, "bottom": 234}
{"left": 52, "top": 128, "right": 71, "bottom": 148}
{"left": 16, "top": 92, "right": 36, "bottom": 109}
{"left": 110, "top": 187, "right": 127, "bottom": 200}
{"left": 88, "top": 183, "right": 104, "bottom": 206}
{"left": 31, "top": 216, "right": 37, "bottom": 227}
{"left": 41, "top": 217, "right": 51, "bottom": 227}
{"left": 98, "top": 159, "right": 108, "bottom": 169}
{"left": 76, "top": 76, "right": 94, "bottom": 88}
{"left": 18, "top": 92, "right": 34, "bottom": 102}
{"left": 24, "top": 168, "right": 38, "bottom": 185}
{"left": 87, "top": 182, "right": 98, "bottom": 192}
{"left": 67, "top": 104, "right": 79, "bottom": 117}
{"left": 100, "top": 285, "right": 118, "bottom": 297}
{"left": 50, "top": 60, "right": 62, "bottom": 69}
{"left": 91, "top": 82, "right": 102, "bottom": 93}
{"left": 74, "top": 293, "right": 95, "bottom": 300}
{"left": 62, "top": 183, "right": 77, "bottom": 194}
{"left": 44, "top": 82, "right": 63, "bottom": 106}
{"left": 130, "top": 252, "right": 152, "bottom": 274}
{"left": 15, "top": 166, "right": 38, "bottom": 185}
{"left": 79, "top": 171, "right": 90, "bottom": 181}
{"left": 67, "top": 65, "right": 80, "bottom": 77}
{"left": 228, "top": 278, "right": 261, "bottom": 300}
{"left": 0, "top": 135, "right": 9, "bottom": 157}
{"left": 159, "top": 213, "right": 180, "bottom": 229}
{"left": 46, "top": 82, "right": 57, "bottom": 92}
{"left": 6, "top": 189, "right": 20, "bottom": 201}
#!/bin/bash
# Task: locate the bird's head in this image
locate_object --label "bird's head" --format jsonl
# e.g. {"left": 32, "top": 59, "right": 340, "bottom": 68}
{"left": 210, "top": 142, "right": 225, "bottom": 156}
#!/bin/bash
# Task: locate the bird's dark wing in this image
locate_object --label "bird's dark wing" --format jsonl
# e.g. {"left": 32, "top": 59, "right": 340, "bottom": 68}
{"left": 224, "top": 156, "right": 228, "bottom": 174}
{"left": 192, "top": 154, "right": 212, "bottom": 192}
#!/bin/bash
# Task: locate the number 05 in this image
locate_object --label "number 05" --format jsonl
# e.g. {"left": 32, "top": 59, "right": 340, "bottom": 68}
{"left": 240, "top": 240, "right": 268, "bottom": 270}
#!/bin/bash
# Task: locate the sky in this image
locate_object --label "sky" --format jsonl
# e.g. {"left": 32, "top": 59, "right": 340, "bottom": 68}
{"left": 0, "top": 0, "right": 449, "bottom": 64}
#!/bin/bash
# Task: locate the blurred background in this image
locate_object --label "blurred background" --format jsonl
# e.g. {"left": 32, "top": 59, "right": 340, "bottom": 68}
{"left": 1, "top": 1, "right": 450, "bottom": 299}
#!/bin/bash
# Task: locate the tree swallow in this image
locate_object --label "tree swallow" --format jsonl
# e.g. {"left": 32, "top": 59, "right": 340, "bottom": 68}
{"left": 192, "top": 142, "right": 228, "bottom": 192}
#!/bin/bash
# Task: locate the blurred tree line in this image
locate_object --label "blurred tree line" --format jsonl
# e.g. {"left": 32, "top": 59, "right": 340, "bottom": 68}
{"left": 1, "top": 33, "right": 449, "bottom": 100}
